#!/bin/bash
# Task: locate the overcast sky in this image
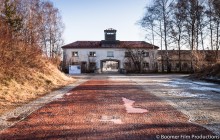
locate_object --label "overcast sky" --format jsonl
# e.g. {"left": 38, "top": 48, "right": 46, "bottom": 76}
{"left": 53, "top": 0, "right": 149, "bottom": 45}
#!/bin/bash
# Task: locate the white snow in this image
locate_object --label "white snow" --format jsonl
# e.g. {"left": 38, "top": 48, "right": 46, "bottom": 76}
{"left": 160, "top": 79, "right": 220, "bottom": 93}
{"left": 189, "top": 86, "right": 220, "bottom": 93}
{"left": 169, "top": 80, "right": 189, "bottom": 85}
{"left": 122, "top": 97, "right": 148, "bottom": 113}
{"left": 100, "top": 115, "right": 123, "bottom": 124}
{"left": 65, "top": 92, "right": 72, "bottom": 96}
{"left": 167, "top": 91, "right": 197, "bottom": 97}
{"left": 192, "top": 82, "right": 217, "bottom": 86}
{"left": 161, "top": 83, "right": 179, "bottom": 87}
{"left": 53, "top": 94, "right": 64, "bottom": 99}
{"left": 167, "top": 90, "right": 207, "bottom": 98}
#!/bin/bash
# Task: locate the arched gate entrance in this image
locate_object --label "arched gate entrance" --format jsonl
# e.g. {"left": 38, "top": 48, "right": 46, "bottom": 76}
{"left": 100, "top": 59, "right": 120, "bottom": 73}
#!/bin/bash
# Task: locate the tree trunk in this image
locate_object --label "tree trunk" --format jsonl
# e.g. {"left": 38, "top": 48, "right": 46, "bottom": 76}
{"left": 160, "top": 21, "right": 164, "bottom": 72}
{"left": 216, "top": 21, "right": 219, "bottom": 61}
{"left": 200, "top": 27, "right": 204, "bottom": 50}
{"left": 178, "top": 38, "right": 181, "bottom": 72}
{"left": 162, "top": 1, "right": 169, "bottom": 73}
{"left": 209, "top": 13, "right": 213, "bottom": 50}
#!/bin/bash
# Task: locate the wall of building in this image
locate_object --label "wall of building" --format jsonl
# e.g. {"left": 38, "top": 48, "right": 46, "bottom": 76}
{"left": 63, "top": 48, "right": 157, "bottom": 73}
{"left": 157, "top": 50, "right": 220, "bottom": 72}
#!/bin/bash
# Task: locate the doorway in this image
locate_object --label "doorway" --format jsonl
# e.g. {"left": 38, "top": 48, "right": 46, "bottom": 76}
{"left": 101, "top": 59, "right": 120, "bottom": 73}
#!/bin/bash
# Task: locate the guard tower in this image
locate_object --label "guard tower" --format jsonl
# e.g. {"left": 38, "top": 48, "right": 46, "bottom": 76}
{"left": 104, "top": 28, "right": 117, "bottom": 41}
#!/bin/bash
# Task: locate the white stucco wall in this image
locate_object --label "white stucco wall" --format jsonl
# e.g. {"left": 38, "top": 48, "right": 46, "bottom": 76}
{"left": 63, "top": 48, "right": 157, "bottom": 71}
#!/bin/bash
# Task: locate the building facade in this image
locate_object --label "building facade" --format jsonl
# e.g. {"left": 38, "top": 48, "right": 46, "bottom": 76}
{"left": 62, "top": 29, "right": 220, "bottom": 73}
{"left": 62, "top": 28, "right": 159, "bottom": 73}
{"left": 157, "top": 50, "right": 220, "bottom": 72}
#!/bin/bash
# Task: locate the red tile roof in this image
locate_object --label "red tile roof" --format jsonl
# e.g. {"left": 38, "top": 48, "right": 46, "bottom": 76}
{"left": 120, "top": 41, "right": 158, "bottom": 49}
{"left": 62, "top": 41, "right": 159, "bottom": 49}
{"left": 62, "top": 41, "right": 101, "bottom": 48}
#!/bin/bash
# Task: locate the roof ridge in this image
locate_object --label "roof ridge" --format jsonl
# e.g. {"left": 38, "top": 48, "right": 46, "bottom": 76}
{"left": 62, "top": 41, "right": 159, "bottom": 49}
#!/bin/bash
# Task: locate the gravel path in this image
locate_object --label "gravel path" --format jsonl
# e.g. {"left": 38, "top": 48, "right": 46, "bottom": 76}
{"left": 0, "top": 75, "right": 216, "bottom": 140}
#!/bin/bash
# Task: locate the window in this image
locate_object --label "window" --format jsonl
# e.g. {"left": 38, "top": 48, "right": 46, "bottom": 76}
{"left": 143, "top": 62, "right": 149, "bottom": 68}
{"left": 176, "top": 63, "right": 180, "bottom": 68}
{"left": 72, "top": 51, "right": 78, "bottom": 57}
{"left": 143, "top": 52, "right": 149, "bottom": 57}
{"left": 125, "top": 52, "right": 131, "bottom": 57}
{"left": 89, "top": 52, "right": 96, "bottom": 57}
{"left": 107, "top": 33, "right": 115, "bottom": 35}
{"left": 107, "top": 51, "right": 114, "bottom": 57}
{"left": 183, "top": 63, "right": 188, "bottom": 68}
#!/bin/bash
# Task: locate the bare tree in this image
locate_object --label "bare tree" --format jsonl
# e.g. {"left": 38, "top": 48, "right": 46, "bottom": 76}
{"left": 121, "top": 42, "right": 154, "bottom": 73}
{"left": 0, "top": 0, "right": 65, "bottom": 79}
{"left": 179, "top": 0, "right": 204, "bottom": 72}
{"left": 140, "top": 0, "right": 174, "bottom": 73}
{"left": 38, "top": 1, "right": 64, "bottom": 58}
{"left": 170, "top": 0, "right": 187, "bottom": 72}
{"left": 205, "top": 0, "right": 214, "bottom": 50}
{"left": 1, "top": 0, "right": 23, "bottom": 35}
{"left": 212, "top": 0, "right": 220, "bottom": 60}
{"left": 124, "top": 48, "right": 144, "bottom": 73}
{"left": 139, "top": 6, "right": 157, "bottom": 45}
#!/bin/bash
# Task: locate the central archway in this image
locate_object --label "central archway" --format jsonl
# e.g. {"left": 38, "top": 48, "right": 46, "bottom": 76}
{"left": 100, "top": 59, "right": 120, "bottom": 73}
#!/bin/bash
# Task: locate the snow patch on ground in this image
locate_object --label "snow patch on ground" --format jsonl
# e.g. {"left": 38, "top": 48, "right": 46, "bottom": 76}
{"left": 161, "top": 79, "right": 220, "bottom": 93}
{"left": 100, "top": 115, "right": 123, "bottom": 124}
{"left": 190, "top": 86, "right": 220, "bottom": 93}
{"left": 168, "top": 91, "right": 197, "bottom": 97}
{"left": 192, "top": 82, "right": 217, "bottom": 86}
{"left": 132, "top": 75, "right": 220, "bottom": 135}
{"left": 53, "top": 94, "right": 64, "bottom": 99}
{"left": 122, "top": 97, "right": 148, "bottom": 113}
{"left": 167, "top": 90, "right": 207, "bottom": 98}
{"left": 169, "top": 80, "right": 189, "bottom": 85}
{"left": 161, "top": 84, "right": 179, "bottom": 87}
{"left": 65, "top": 92, "right": 72, "bottom": 96}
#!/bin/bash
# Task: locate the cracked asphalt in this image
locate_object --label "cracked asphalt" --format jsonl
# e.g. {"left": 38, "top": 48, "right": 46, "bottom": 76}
{"left": 0, "top": 74, "right": 219, "bottom": 140}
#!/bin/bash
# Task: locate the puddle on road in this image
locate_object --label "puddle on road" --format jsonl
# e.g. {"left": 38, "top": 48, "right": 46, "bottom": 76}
{"left": 122, "top": 97, "right": 148, "bottom": 113}
{"left": 100, "top": 115, "right": 123, "bottom": 124}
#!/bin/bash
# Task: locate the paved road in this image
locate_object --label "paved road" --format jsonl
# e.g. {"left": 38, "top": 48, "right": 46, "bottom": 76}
{"left": 0, "top": 74, "right": 219, "bottom": 140}
{"left": 123, "top": 74, "right": 220, "bottom": 136}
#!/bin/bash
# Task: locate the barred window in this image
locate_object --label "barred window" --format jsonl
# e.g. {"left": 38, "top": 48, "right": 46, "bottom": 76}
{"left": 183, "top": 63, "right": 188, "bottom": 68}
{"left": 89, "top": 52, "right": 96, "bottom": 57}
{"left": 176, "top": 63, "right": 180, "bottom": 68}
{"left": 143, "top": 52, "right": 149, "bottom": 57}
{"left": 125, "top": 52, "right": 131, "bottom": 57}
{"left": 72, "top": 51, "right": 78, "bottom": 57}
{"left": 107, "top": 51, "right": 114, "bottom": 57}
{"left": 143, "top": 62, "right": 149, "bottom": 68}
